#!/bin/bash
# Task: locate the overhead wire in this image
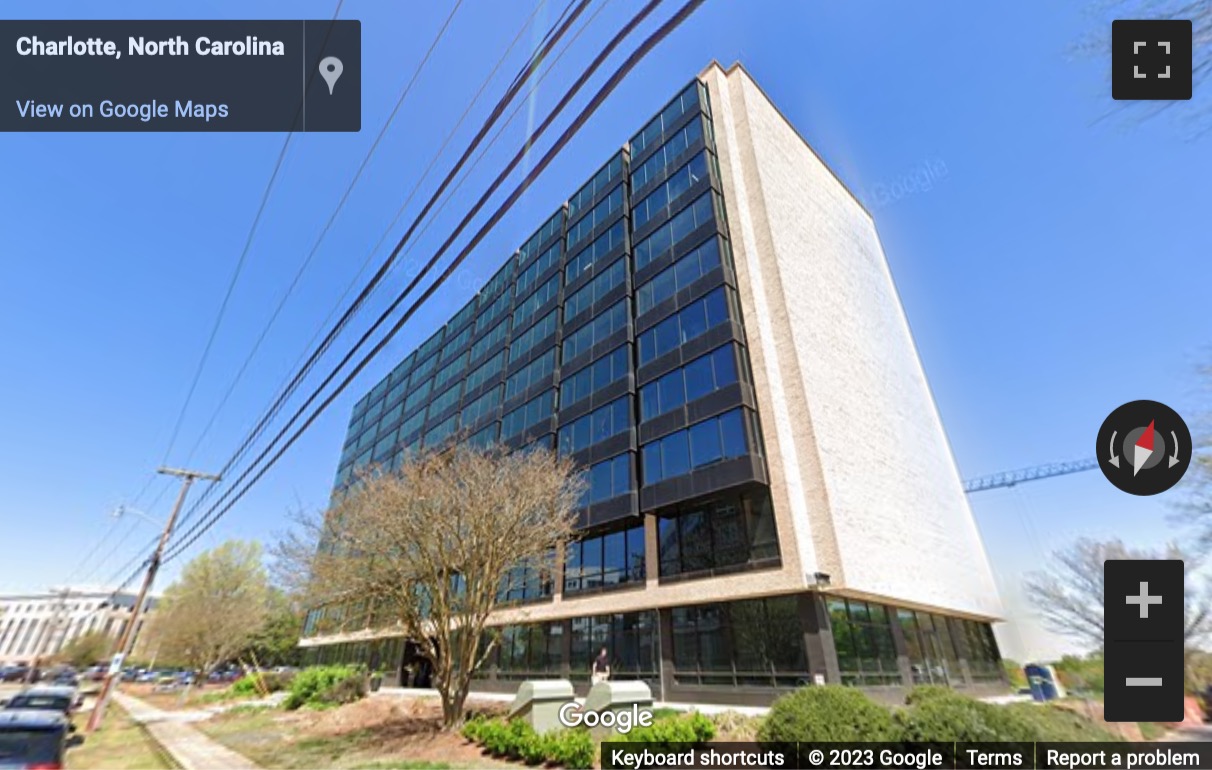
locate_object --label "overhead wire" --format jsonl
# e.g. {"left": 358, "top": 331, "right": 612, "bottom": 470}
{"left": 180, "top": 0, "right": 469, "bottom": 468}
{"left": 164, "top": 0, "right": 709, "bottom": 563}
{"left": 170, "top": 0, "right": 593, "bottom": 533}
{"left": 157, "top": 0, "right": 347, "bottom": 464}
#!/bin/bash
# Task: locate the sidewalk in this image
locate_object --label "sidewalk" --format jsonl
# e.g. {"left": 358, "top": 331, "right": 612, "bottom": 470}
{"left": 114, "top": 691, "right": 260, "bottom": 770}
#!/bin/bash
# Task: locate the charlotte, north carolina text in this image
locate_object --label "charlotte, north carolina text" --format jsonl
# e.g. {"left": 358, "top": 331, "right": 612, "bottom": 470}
{"left": 15, "top": 36, "right": 286, "bottom": 58}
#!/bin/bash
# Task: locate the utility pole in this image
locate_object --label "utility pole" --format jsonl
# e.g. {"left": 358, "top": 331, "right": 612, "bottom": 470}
{"left": 86, "top": 466, "right": 219, "bottom": 732}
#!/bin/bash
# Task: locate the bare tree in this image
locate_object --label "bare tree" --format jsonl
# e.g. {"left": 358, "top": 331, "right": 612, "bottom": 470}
{"left": 1172, "top": 364, "right": 1212, "bottom": 550}
{"left": 275, "top": 442, "right": 583, "bottom": 729}
{"left": 1024, "top": 537, "right": 1212, "bottom": 649}
{"left": 1073, "top": 0, "right": 1212, "bottom": 138}
{"left": 142, "top": 540, "right": 270, "bottom": 682}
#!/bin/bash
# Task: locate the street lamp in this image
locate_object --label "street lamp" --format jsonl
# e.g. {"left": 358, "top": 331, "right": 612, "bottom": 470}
{"left": 112, "top": 505, "right": 162, "bottom": 528}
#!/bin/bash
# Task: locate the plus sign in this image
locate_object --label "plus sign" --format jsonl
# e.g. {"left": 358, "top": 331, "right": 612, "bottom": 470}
{"left": 1126, "top": 581, "right": 1163, "bottom": 619}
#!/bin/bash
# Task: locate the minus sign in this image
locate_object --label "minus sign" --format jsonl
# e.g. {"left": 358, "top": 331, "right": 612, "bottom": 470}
{"left": 1126, "top": 678, "right": 1163, "bottom": 686}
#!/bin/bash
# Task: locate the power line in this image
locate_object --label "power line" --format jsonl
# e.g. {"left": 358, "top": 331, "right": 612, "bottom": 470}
{"left": 180, "top": 0, "right": 469, "bottom": 467}
{"left": 164, "top": 0, "right": 709, "bottom": 563}
{"left": 277, "top": 0, "right": 561, "bottom": 433}
{"left": 158, "top": 0, "right": 346, "bottom": 464}
{"left": 170, "top": 0, "right": 593, "bottom": 534}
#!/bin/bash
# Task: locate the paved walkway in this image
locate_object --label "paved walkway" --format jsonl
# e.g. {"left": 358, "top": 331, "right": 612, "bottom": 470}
{"left": 114, "top": 692, "right": 260, "bottom": 770}
{"left": 375, "top": 685, "right": 772, "bottom": 716}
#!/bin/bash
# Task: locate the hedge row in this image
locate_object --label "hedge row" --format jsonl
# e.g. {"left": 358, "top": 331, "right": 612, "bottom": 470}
{"left": 463, "top": 711, "right": 715, "bottom": 768}
{"left": 463, "top": 717, "right": 595, "bottom": 769}
{"left": 760, "top": 685, "right": 1121, "bottom": 744}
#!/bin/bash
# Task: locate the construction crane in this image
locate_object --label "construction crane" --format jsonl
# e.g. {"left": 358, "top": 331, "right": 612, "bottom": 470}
{"left": 962, "top": 458, "right": 1099, "bottom": 493}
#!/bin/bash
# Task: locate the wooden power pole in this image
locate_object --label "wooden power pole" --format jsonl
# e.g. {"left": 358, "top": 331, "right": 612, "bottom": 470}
{"left": 86, "top": 467, "right": 219, "bottom": 732}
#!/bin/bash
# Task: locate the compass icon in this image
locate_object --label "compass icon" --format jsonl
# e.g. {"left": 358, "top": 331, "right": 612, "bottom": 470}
{"left": 1097, "top": 400, "right": 1192, "bottom": 496}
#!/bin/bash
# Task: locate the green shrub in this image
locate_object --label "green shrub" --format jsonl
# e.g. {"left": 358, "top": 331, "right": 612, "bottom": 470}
{"left": 461, "top": 718, "right": 594, "bottom": 769}
{"left": 282, "top": 665, "right": 365, "bottom": 710}
{"left": 904, "top": 684, "right": 953, "bottom": 706}
{"left": 618, "top": 712, "right": 716, "bottom": 745}
{"left": 1004, "top": 702, "right": 1123, "bottom": 742}
{"left": 319, "top": 672, "right": 367, "bottom": 705}
{"left": 758, "top": 686, "right": 898, "bottom": 742}
{"left": 230, "top": 672, "right": 294, "bottom": 696}
{"left": 711, "top": 710, "right": 762, "bottom": 741}
{"left": 543, "top": 729, "right": 594, "bottom": 769}
{"left": 895, "top": 690, "right": 1036, "bottom": 742}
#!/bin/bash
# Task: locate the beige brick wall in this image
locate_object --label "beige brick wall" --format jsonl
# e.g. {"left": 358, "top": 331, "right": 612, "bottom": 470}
{"left": 702, "top": 62, "right": 1003, "bottom": 620}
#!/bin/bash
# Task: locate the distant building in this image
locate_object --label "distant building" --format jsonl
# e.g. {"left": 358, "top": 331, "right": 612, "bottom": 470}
{"left": 300, "top": 62, "right": 1005, "bottom": 705}
{"left": 0, "top": 586, "right": 158, "bottom": 665}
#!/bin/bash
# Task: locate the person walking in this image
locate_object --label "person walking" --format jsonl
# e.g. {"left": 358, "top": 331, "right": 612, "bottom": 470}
{"left": 591, "top": 647, "right": 611, "bottom": 685}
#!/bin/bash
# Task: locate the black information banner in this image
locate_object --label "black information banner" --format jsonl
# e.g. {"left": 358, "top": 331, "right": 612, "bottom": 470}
{"left": 600, "top": 742, "right": 1212, "bottom": 769}
{"left": 0, "top": 20, "right": 361, "bottom": 131}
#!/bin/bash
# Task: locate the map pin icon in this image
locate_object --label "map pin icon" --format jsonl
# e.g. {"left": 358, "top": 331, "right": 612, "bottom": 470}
{"left": 319, "top": 56, "right": 343, "bottom": 95}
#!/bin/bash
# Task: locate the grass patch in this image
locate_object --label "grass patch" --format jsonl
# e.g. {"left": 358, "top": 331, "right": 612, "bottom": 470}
{"left": 66, "top": 704, "right": 174, "bottom": 769}
{"left": 197, "top": 711, "right": 499, "bottom": 769}
{"left": 1139, "top": 721, "right": 1169, "bottom": 741}
{"left": 351, "top": 762, "right": 453, "bottom": 770}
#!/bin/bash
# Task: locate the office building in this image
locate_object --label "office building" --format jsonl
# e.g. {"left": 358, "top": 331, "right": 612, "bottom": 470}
{"left": 0, "top": 586, "right": 157, "bottom": 665}
{"left": 300, "top": 62, "right": 1005, "bottom": 704}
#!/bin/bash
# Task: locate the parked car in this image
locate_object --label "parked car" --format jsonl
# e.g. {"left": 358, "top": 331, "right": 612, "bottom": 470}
{"left": 0, "top": 709, "right": 69, "bottom": 770}
{"left": 1, "top": 687, "right": 76, "bottom": 717}
{"left": 0, "top": 666, "right": 29, "bottom": 684}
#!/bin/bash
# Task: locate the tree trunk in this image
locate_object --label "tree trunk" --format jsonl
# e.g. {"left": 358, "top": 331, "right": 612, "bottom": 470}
{"left": 440, "top": 680, "right": 469, "bottom": 729}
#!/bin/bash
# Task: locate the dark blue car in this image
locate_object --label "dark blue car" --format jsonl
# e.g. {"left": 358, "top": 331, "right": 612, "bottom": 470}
{"left": 0, "top": 710, "right": 69, "bottom": 769}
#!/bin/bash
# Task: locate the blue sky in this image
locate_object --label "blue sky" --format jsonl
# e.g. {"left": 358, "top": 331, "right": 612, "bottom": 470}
{"left": 0, "top": 0, "right": 1208, "bottom": 661}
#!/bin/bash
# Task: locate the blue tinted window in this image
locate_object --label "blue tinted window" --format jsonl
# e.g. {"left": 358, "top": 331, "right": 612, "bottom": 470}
{"left": 569, "top": 154, "right": 624, "bottom": 219}
{"left": 469, "top": 317, "right": 509, "bottom": 363}
{"left": 468, "top": 421, "right": 499, "bottom": 449}
{"left": 562, "top": 300, "right": 628, "bottom": 361}
{"left": 637, "top": 288, "right": 730, "bottom": 365}
{"left": 506, "top": 348, "right": 556, "bottom": 401}
{"left": 404, "top": 378, "right": 432, "bottom": 413}
{"left": 448, "top": 298, "right": 478, "bottom": 334}
{"left": 630, "top": 81, "right": 700, "bottom": 157}
{"left": 461, "top": 385, "right": 502, "bottom": 427}
{"left": 466, "top": 349, "right": 506, "bottom": 392}
{"left": 581, "top": 454, "right": 632, "bottom": 506}
{"left": 558, "top": 396, "right": 630, "bottom": 455}
{"left": 565, "top": 258, "right": 625, "bottom": 321}
{"left": 411, "top": 351, "right": 438, "bottom": 381}
{"left": 516, "top": 242, "right": 560, "bottom": 295}
{"left": 633, "top": 152, "right": 710, "bottom": 230}
{"left": 636, "top": 238, "right": 723, "bottom": 315}
{"left": 634, "top": 191, "right": 717, "bottom": 271}
{"left": 416, "top": 329, "right": 445, "bottom": 362}
{"left": 514, "top": 273, "right": 560, "bottom": 329}
{"left": 641, "top": 408, "right": 749, "bottom": 484}
{"left": 565, "top": 220, "right": 625, "bottom": 284}
{"left": 424, "top": 414, "right": 458, "bottom": 448}
{"left": 719, "top": 409, "right": 746, "bottom": 456}
{"left": 428, "top": 382, "right": 462, "bottom": 416}
{"left": 632, "top": 117, "right": 704, "bottom": 191}
{"left": 502, "top": 390, "right": 555, "bottom": 439}
{"left": 476, "top": 289, "right": 512, "bottom": 333}
{"left": 509, "top": 309, "right": 558, "bottom": 360}
{"left": 400, "top": 409, "right": 425, "bottom": 439}
{"left": 559, "top": 345, "right": 628, "bottom": 408}
{"left": 566, "top": 185, "right": 623, "bottom": 251}
{"left": 518, "top": 210, "right": 563, "bottom": 264}
{"left": 434, "top": 352, "right": 468, "bottom": 391}
{"left": 564, "top": 524, "right": 644, "bottom": 594}
{"left": 689, "top": 418, "right": 723, "bottom": 466}
{"left": 479, "top": 257, "right": 516, "bottom": 307}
